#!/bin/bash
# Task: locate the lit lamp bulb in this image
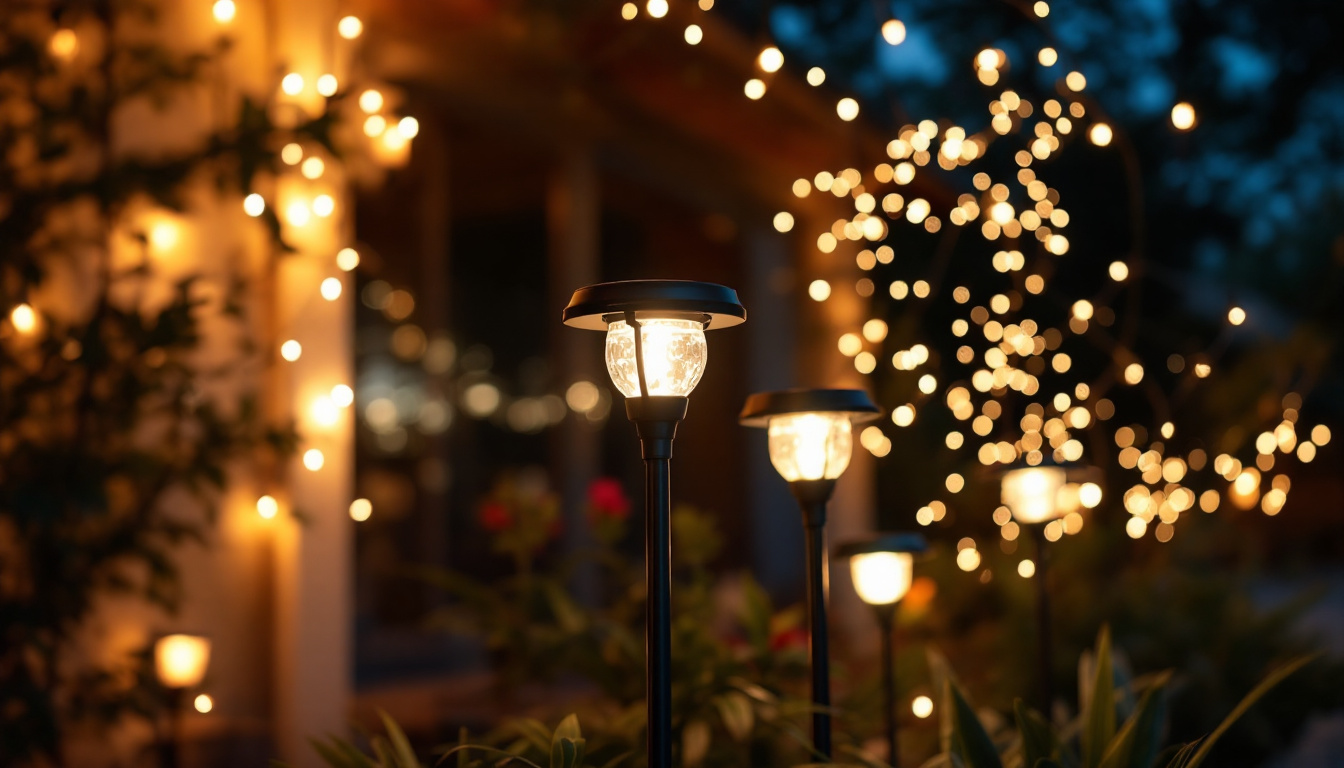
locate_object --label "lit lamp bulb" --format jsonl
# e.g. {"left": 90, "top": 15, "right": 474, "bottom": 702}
{"left": 1001, "top": 465, "right": 1068, "bottom": 524}
{"left": 155, "top": 634, "right": 211, "bottom": 690}
{"left": 850, "top": 551, "right": 913, "bottom": 605}
{"left": 767, "top": 412, "right": 853, "bottom": 481}
{"left": 604, "top": 318, "right": 707, "bottom": 398}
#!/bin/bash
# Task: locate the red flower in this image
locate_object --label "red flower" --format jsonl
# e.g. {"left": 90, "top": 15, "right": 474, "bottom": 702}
{"left": 478, "top": 501, "right": 513, "bottom": 532}
{"left": 587, "top": 478, "right": 631, "bottom": 521}
{"left": 769, "top": 626, "right": 808, "bottom": 652}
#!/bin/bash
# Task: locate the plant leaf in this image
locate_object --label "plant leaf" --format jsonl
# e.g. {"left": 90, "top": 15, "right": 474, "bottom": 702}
{"left": 380, "top": 710, "right": 421, "bottom": 768}
{"left": 1098, "top": 670, "right": 1169, "bottom": 768}
{"left": 714, "top": 691, "right": 755, "bottom": 741}
{"left": 1014, "top": 698, "right": 1056, "bottom": 768}
{"left": 946, "top": 680, "right": 1004, "bottom": 768}
{"left": 549, "top": 714, "right": 584, "bottom": 768}
{"left": 1182, "top": 655, "right": 1315, "bottom": 768}
{"left": 1160, "top": 741, "right": 1199, "bottom": 768}
{"left": 1083, "top": 626, "right": 1116, "bottom": 768}
{"left": 683, "top": 718, "right": 711, "bottom": 767}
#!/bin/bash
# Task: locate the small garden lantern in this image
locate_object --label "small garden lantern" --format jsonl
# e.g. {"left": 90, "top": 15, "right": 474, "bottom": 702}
{"left": 998, "top": 458, "right": 1097, "bottom": 710}
{"left": 154, "top": 633, "right": 210, "bottom": 768}
{"left": 739, "top": 388, "right": 880, "bottom": 758}
{"left": 564, "top": 279, "right": 745, "bottom": 768}
{"left": 838, "top": 533, "right": 928, "bottom": 767}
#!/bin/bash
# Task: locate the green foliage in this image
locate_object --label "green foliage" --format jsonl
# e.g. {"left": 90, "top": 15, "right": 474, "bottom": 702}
{"left": 0, "top": 1, "right": 323, "bottom": 761}
{"left": 409, "top": 493, "right": 881, "bottom": 767}
{"left": 928, "top": 627, "right": 1315, "bottom": 768}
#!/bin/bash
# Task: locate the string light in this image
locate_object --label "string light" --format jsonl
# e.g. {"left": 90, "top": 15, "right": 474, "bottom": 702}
{"left": 684, "top": 25, "right": 703, "bottom": 44}
{"left": 302, "top": 449, "right": 325, "bottom": 471}
{"left": 212, "top": 0, "right": 236, "bottom": 24}
{"left": 744, "top": 79, "right": 766, "bottom": 100}
{"left": 773, "top": 212, "right": 794, "bottom": 232}
{"left": 256, "top": 495, "right": 278, "bottom": 519}
{"left": 359, "top": 89, "right": 384, "bottom": 114}
{"left": 10, "top": 304, "right": 38, "bottom": 333}
{"left": 398, "top": 117, "right": 420, "bottom": 138}
{"left": 336, "top": 248, "right": 360, "bottom": 271}
{"left": 1228, "top": 306, "right": 1246, "bottom": 325}
{"left": 337, "top": 16, "right": 363, "bottom": 39}
{"left": 280, "top": 340, "right": 302, "bottom": 361}
{"left": 331, "top": 384, "right": 355, "bottom": 407}
{"left": 349, "top": 499, "right": 373, "bottom": 521}
{"left": 281, "top": 73, "right": 305, "bottom": 96}
{"left": 836, "top": 98, "right": 860, "bottom": 121}
{"left": 1089, "top": 123, "right": 1113, "bottom": 146}
{"left": 48, "top": 30, "right": 78, "bottom": 61}
{"left": 316, "top": 74, "right": 338, "bottom": 97}
{"left": 243, "top": 194, "right": 266, "bottom": 217}
{"left": 881, "top": 20, "right": 906, "bottom": 45}
{"left": 808, "top": 280, "right": 832, "bottom": 301}
{"left": 806, "top": 67, "right": 825, "bottom": 86}
{"left": 757, "top": 47, "right": 784, "bottom": 73}
{"left": 194, "top": 694, "right": 214, "bottom": 713}
{"left": 301, "top": 157, "right": 325, "bottom": 179}
{"left": 646, "top": 0, "right": 669, "bottom": 19}
{"left": 1171, "top": 102, "right": 1197, "bottom": 131}
{"left": 320, "top": 277, "right": 342, "bottom": 301}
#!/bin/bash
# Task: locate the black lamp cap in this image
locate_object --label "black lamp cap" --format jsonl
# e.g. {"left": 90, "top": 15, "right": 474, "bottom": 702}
{"left": 834, "top": 532, "right": 930, "bottom": 559}
{"left": 739, "top": 388, "right": 881, "bottom": 427}
{"left": 562, "top": 280, "right": 746, "bottom": 331}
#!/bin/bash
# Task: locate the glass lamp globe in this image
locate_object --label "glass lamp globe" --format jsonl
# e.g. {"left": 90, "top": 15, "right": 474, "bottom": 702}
{"left": 604, "top": 318, "right": 707, "bottom": 398}
{"left": 849, "top": 551, "right": 914, "bottom": 606}
{"left": 155, "top": 634, "right": 211, "bottom": 689}
{"left": 1001, "top": 465, "right": 1068, "bottom": 524}
{"left": 766, "top": 412, "right": 854, "bottom": 482}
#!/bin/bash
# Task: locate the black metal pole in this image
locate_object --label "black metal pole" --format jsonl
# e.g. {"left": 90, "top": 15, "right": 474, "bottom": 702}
{"left": 876, "top": 605, "right": 898, "bottom": 767}
{"left": 791, "top": 479, "right": 837, "bottom": 760}
{"left": 159, "top": 687, "right": 184, "bottom": 768}
{"left": 628, "top": 396, "right": 687, "bottom": 768}
{"left": 1029, "top": 523, "right": 1054, "bottom": 713}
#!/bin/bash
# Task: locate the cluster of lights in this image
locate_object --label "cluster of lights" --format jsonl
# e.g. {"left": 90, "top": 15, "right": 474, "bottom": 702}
{"left": 652, "top": 11, "right": 1322, "bottom": 556}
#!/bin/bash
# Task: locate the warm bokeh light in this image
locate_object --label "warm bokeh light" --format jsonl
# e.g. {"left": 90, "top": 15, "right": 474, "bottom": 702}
{"left": 684, "top": 24, "right": 703, "bottom": 45}
{"left": 243, "top": 194, "right": 265, "bottom": 217}
{"left": 1038, "top": 47, "right": 1057, "bottom": 66}
{"left": 808, "top": 280, "right": 831, "bottom": 301}
{"left": 49, "top": 30, "right": 78, "bottom": 61}
{"left": 10, "top": 303, "right": 37, "bottom": 334}
{"left": 773, "top": 212, "right": 794, "bottom": 232}
{"left": 1001, "top": 465, "right": 1067, "bottom": 524}
{"left": 155, "top": 635, "right": 211, "bottom": 689}
{"left": 836, "top": 98, "right": 860, "bottom": 121}
{"left": 744, "top": 79, "right": 766, "bottom": 100}
{"left": 317, "top": 74, "right": 338, "bottom": 97}
{"left": 806, "top": 67, "right": 826, "bottom": 86}
{"left": 349, "top": 499, "right": 373, "bottom": 522}
{"left": 194, "top": 694, "right": 214, "bottom": 713}
{"left": 281, "top": 73, "right": 304, "bottom": 95}
{"left": 280, "top": 340, "right": 302, "bottom": 361}
{"left": 757, "top": 47, "right": 784, "bottom": 73}
{"left": 566, "top": 381, "right": 601, "bottom": 412}
{"left": 881, "top": 20, "right": 906, "bottom": 45}
{"left": 912, "top": 695, "right": 934, "bottom": 718}
{"left": 303, "top": 449, "right": 325, "bottom": 471}
{"left": 336, "top": 248, "right": 360, "bottom": 271}
{"left": 256, "top": 495, "right": 278, "bottom": 519}
{"left": 1228, "top": 306, "right": 1246, "bottom": 325}
{"left": 338, "top": 16, "right": 363, "bottom": 39}
{"left": 1171, "top": 102, "right": 1197, "bottom": 131}
{"left": 1089, "top": 123, "right": 1113, "bottom": 146}
{"left": 212, "top": 0, "right": 236, "bottom": 24}
{"left": 646, "top": 0, "right": 669, "bottom": 18}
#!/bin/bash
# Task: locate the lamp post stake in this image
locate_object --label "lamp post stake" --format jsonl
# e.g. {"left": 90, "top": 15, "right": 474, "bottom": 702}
{"left": 792, "top": 479, "right": 837, "bottom": 759}
{"left": 1029, "top": 522, "right": 1054, "bottom": 712}
{"left": 628, "top": 396, "right": 686, "bottom": 768}
{"left": 876, "top": 605, "right": 898, "bottom": 766}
